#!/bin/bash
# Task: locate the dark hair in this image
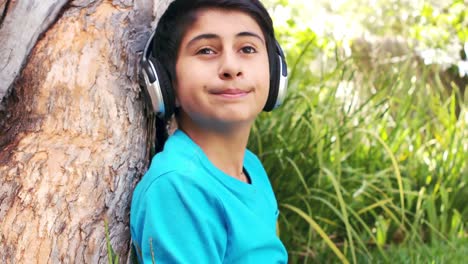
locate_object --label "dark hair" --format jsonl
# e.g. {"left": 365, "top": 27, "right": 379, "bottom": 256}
{"left": 153, "top": 0, "right": 276, "bottom": 83}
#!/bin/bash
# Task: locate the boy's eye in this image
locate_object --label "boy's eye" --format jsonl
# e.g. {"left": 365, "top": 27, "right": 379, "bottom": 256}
{"left": 241, "top": 46, "right": 257, "bottom": 54}
{"left": 197, "top": 48, "right": 215, "bottom": 55}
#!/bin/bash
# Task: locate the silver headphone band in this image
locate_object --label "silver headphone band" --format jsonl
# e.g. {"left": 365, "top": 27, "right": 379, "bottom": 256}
{"left": 274, "top": 54, "right": 288, "bottom": 108}
{"left": 143, "top": 61, "right": 165, "bottom": 114}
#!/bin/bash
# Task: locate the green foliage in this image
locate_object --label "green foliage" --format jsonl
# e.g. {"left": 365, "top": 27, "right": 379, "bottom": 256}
{"left": 411, "top": 0, "right": 468, "bottom": 47}
{"left": 249, "top": 1, "right": 467, "bottom": 261}
{"left": 365, "top": 237, "right": 468, "bottom": 263}
{"left": 250, "top": 54, "right": 467, "bottom": 262}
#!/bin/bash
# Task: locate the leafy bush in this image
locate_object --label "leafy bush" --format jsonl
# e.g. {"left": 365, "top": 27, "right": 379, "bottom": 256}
{"left": 250, "top": 2, "right": 467, "bottom": 261}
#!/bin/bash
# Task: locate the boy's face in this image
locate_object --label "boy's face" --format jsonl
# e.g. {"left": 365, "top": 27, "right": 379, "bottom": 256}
{"left": 175, "top": 8, "right": 270, "bottom": 130}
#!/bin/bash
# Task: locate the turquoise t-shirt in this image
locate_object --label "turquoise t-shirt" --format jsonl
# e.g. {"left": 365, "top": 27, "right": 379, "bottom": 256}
{"left": 130, "top": 130, "right": 288, "bottom": 263}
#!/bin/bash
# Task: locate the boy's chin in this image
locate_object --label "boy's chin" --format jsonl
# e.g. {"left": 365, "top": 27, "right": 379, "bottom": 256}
{"left": 190, "top": 115, "right": 258, "bottom": 132}
{"left": 206, "top": 116, "right": 257, "bottom": 129}
{"left": 216, "top": 109, "right": 262, "bottom": 125}
{"left": 177, "top": 106, "right": 264, "bottom": 130}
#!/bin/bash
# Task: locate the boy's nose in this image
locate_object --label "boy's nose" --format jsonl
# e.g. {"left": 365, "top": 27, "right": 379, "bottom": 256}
{"left": 218, "top": 53, "right": 243, "bottom": 80}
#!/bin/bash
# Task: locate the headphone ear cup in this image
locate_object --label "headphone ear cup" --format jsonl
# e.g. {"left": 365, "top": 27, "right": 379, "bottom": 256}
{"left": 263, "top": 52, "right": 280, "bottom": 112}
{"left": 264, "top": 40, "right": 288, "bottom": 112}
{"left": 148, "top": 56, "right": 176, "bottom": 119}
{"left": 139, "top": 59, "right": 157, "bottom": 112}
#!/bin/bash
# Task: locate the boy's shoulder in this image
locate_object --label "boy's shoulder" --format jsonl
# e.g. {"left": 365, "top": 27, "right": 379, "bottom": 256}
{"left": 133, "top": 129, "right": 216, "bottom": 199}
{"left": 136, "top": 138, "right": 200, "bottom": 192}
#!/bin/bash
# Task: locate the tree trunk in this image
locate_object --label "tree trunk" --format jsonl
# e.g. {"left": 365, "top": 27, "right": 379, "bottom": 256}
{"left": 0, "top": 0, "right": 171, "bottom": 262}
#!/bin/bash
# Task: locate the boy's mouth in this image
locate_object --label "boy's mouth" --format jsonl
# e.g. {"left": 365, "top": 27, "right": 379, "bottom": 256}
{"left": 210, "top": 88, "right": 251, "bottom": 98}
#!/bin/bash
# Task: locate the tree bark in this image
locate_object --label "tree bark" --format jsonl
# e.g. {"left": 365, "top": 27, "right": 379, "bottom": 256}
{"left": 0, "top": 0, "right": 69, "bottom": 102}
{"left": 0, "top": 0, "right": 171, "bottom": 262}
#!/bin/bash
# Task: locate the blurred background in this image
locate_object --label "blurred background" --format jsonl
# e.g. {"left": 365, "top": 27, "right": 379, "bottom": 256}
{"left": 249, "top": 0, "right": 468, "bottom": 262}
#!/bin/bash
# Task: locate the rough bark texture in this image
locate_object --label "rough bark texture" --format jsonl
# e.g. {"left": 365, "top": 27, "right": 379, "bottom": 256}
{"left": 0, "top": 0, "right": 69, "bottom": 102}
{"left": 0, "top": 0, "right": 172, "bottom": 262}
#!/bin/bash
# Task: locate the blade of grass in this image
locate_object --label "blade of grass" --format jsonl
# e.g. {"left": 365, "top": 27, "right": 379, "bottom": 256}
{"left": 282, "top": 203, "right": 350, "bottom": 264}
{"left": 322, "top": 167, "right": 357, "bottom": 264}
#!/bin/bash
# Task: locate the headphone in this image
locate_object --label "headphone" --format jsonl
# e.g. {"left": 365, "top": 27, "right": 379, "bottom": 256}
{"left": 140, "top": 30, "right": 288, "bottom": 119}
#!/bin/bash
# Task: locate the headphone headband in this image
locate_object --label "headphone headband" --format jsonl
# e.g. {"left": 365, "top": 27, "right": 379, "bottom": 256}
{"left": 141, "top": 30, "right": 156, "bottom": 80}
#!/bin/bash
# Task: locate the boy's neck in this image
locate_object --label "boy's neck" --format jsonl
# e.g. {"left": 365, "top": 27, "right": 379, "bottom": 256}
{"left": 178, "top": 117, "right": 253, "bottom": 182}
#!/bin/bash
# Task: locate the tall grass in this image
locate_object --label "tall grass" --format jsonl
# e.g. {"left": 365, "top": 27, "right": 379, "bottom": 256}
{"left": 249, "top": 50, "right": 467, "bottom": 262}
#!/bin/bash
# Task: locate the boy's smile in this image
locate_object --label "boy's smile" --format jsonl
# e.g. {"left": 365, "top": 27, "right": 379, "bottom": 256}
{"left": 209, "top": 87, "right": 252, "bottom": 98}
{"left": 175, "top": 8, "right": 270, "bottom": 131}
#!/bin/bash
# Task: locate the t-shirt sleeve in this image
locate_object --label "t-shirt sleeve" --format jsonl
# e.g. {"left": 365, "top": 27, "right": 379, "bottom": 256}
{"left": 131, "top": 172, "right": 227, "bottom": 263}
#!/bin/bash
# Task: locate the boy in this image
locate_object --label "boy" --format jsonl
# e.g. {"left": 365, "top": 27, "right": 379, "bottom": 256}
{"left": 131, "top": 0, "right": 288, "bottom": 263}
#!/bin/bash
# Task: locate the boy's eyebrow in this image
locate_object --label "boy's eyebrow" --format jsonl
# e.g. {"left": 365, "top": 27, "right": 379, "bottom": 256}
{"left": 237, "top": 31, "right": 265, "bottom": 44}
{"left": 187, "top": 33, "right": 219, "bottom": 47}
{"left": 186, "top": 31, "right": 265, "bottom": 48}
